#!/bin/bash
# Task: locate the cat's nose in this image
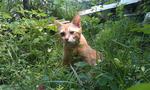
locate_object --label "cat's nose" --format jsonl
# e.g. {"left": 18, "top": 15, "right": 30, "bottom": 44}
{"left": 65, "top": 38, "right": 68, "bottom": 41}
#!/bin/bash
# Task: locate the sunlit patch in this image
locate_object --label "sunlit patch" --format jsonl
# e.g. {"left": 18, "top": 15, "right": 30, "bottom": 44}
{"left": 47, "top": 48, "right": 52, "bottom": 52}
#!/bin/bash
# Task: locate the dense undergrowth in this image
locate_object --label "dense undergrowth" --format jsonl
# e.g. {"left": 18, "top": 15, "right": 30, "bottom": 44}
{"left": 0, "top": 0, "right": 150, "bottom": 90}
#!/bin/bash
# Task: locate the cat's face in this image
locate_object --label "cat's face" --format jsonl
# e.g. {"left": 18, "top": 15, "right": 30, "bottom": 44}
{"left": 58, "top": 23, "right": 81, "bottom": 45}
{"left": 55, "top": 15, "right": 82, "bottom": 45}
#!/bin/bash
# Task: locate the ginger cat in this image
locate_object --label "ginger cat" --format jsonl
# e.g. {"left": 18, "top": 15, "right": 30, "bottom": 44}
{"left": 55, "top": 15, "right": 103, "bottom": 66}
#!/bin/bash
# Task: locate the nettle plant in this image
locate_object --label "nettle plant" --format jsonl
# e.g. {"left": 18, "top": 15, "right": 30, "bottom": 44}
{"left": 0, "top": 10, "right": 62, "bottom": 87}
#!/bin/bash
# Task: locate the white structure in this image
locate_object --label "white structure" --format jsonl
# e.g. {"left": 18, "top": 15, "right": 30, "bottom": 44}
{"left": 79, "top": 0, "right": 141, "bottom": 15}
{"left": 77, "top": 0, "right": 89, "bottom": 2}
{"left": 143, "top": 12, "right": 150, "bottom": 24}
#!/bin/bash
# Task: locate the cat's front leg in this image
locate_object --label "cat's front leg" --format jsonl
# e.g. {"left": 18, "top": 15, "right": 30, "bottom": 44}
{"left": 63, "top": 50, "right": 72, "bottom": 65}
{"left": 63, "top": 57, "right": 71, "bottom": 65}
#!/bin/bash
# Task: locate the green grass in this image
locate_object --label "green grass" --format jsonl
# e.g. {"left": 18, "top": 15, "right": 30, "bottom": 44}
{"left": 0, "top": 13, "right": 150, "bottom": 90}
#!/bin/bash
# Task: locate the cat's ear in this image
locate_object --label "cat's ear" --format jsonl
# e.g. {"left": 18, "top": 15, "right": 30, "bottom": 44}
{"left": 54, "top": 20, "right": 62, "bottom": 28}
{"left": 72, "top": 14, "right": 81, "bottom": 28}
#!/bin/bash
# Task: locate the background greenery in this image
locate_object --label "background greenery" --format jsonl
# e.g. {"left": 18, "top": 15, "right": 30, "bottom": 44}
{"left": 0, "top": 0, "right": 150, "bottom": 90}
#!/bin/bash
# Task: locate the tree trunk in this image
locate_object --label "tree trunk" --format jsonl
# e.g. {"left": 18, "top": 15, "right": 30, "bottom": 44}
{"left": 23, "top": 0, "right": 30, "bottom": 10}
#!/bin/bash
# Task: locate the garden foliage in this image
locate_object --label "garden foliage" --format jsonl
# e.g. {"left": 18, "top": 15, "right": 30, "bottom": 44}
{"left": 0, "top": 0, "right": 150, "bottom": 90}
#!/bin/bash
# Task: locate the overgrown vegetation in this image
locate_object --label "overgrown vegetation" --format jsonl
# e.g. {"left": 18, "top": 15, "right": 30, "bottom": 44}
{"left": 0, "top": 0, "right": 150, "bottom": 90}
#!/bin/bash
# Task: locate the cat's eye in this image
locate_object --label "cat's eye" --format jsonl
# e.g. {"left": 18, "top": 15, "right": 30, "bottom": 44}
{"left": 60, "top": 32, "right": 65, "bottom": 37}
{"left": 70, "top": 31, "right": 74, "bottom": 34}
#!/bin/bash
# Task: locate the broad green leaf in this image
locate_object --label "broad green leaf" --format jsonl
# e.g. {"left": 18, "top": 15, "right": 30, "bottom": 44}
{"left": 127, "top": 83, "right": 150, "bottom": 90}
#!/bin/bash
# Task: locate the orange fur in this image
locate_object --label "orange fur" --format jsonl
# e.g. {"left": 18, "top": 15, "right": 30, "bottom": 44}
{"left": 55, "top": 15, "right": 103, "bottom": 66}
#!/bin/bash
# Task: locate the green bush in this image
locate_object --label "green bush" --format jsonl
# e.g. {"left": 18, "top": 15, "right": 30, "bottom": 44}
{"left": 0, "top": 0, "right": 150, "bottom": 90}
{"left": 94, "top": 18, "right": 150, "bottom": 89}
